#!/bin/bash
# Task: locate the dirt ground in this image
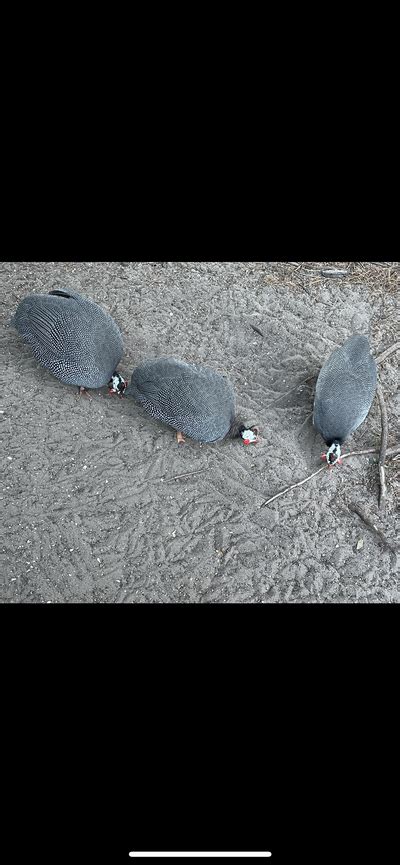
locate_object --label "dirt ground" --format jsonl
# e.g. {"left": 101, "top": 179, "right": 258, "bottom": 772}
{"left": 1, "top": 261, "right": 399, "bottom": 603}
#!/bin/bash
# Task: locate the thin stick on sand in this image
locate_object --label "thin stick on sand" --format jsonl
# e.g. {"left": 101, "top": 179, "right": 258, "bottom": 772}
{"left": 375, "top": 342, "right": 400, "bottom": 365}
{"left": 346, "top": 500, "right": 398, "bottom": 558}
{"left": 259, "top": 446, "right": 400, "bottom": 509}
{"left": 160, "top": 469, "right": 206, "bottom": 482}
{"left": 376, "top": 385, "right": 389, "bottom": 508}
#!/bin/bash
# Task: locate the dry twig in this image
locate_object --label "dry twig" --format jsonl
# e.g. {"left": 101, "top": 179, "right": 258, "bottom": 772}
{"left": 375, "top": 342, "right": 400, "bottom": 365}
{"left": 345, "top": 500, "right": 398, "bottom": 559}
{"left": 160, "top": 469, "right": 206, "bottom": 483}
{"left": 259, "top": 446, "right": 400, "bottom": 509}
{"left": 376, "top": 385, "right": 389, "bottom": 508}
{"left": 260, "top": 464, "right": 327, "bottom": 507}
{"left": 321, "top": 268, "right": 349, "bottom": 277}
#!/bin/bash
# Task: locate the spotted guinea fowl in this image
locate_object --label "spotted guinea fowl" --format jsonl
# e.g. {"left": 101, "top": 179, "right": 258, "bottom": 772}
{"left": 125, "top": 357, "right": 259, "bottom": 444}
{"left": 12, "top": 289, "right": 127, "bottom": 396}
{"left": 313, "top": 334, "right": 377, "bottom": 465}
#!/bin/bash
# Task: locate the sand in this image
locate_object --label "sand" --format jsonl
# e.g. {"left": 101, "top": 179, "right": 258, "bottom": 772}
{"left": 1, "top": 261, "right": 399, "bottom": 603}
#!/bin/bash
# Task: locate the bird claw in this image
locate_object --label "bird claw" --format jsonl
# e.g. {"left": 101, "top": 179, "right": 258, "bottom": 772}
{"left": 77, "top": 387, "right": 91, "bottom": 399}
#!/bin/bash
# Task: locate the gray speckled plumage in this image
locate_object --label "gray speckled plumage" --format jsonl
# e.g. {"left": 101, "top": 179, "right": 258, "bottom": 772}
{"left": 12, "top": 290, "right": 124, "bottom": 388}
{"left": 125, "top": 357, "right": 238, "bottom": 442}
{"left": 313, "top": 335, "right": 377, "bottom": 446}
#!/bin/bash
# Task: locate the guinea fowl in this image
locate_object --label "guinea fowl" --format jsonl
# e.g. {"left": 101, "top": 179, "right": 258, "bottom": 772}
{"left": 313, "top": 334, "right": 377, "bottom": 465}
{"left": 125, "top": 357, "right": 259, "bottom": 445}
{"left": 12, "top": 289, "right": 127, "bottom": 396}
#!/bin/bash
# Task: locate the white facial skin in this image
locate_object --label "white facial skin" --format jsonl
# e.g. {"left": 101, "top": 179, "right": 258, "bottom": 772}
{"left": 241, "top": 428, "right": 258, "bottom": 443}
{"left": 326, "top": 443, "right": 341, "bottom": 464}
{"left": 109, "top": 374, "right": 126, "bottom": 393}
{"left": 109, "top": 374, "right": 120, "bottom": 391}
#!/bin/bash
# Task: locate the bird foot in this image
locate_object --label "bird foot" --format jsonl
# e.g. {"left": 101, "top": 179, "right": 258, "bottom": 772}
{"left": 77, "top": 386, "right": 91, "bottom": 399}
{"left": 176, "top": 431, "right": 186, "bottom": 444}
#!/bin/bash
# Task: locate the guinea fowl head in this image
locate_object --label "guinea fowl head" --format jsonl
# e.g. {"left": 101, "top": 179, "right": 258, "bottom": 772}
{"left": 321, "top": 440, "right": 343, "bottom": 466}
{"left": 108, "top": 372, "right": 127, "bottom": 396}
{"left": 229, "top": 419, "right": 260, "bottom": 445}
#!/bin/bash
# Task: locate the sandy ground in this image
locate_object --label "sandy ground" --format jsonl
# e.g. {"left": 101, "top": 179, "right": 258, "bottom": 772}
{"left": 1, "top": 261, "right": 399, "bottom": 603}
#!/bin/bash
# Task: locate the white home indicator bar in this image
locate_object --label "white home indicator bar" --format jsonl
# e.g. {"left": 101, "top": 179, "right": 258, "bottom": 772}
{"left": 129, "top": 854, "right": 272, "bottom": 859}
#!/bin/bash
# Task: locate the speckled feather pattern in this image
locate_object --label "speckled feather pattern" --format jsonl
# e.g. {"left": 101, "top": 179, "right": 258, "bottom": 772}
{"left": 313, "top": 334, "right": 377, "bottom": 445}
{"left": 13, "top": 291, "right": 123, "bottom": 388}
{"left": 126, "top": 357, "right": 236, "bottom": 442}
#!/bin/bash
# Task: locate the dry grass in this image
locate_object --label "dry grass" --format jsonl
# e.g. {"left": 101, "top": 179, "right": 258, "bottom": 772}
{"left": 263, "top": 262, "right": 400, "bottom": 294}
